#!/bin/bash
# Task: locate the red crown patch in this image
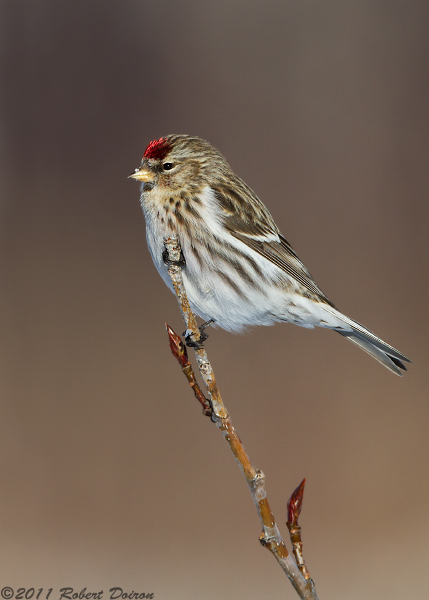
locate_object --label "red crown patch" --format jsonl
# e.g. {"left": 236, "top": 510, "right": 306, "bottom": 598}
{"left": 143, "top": 137, "right": 171, "bottom": 160}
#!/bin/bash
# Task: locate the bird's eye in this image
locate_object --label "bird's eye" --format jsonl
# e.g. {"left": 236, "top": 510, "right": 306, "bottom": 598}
{"left": 163, "top": 162, "right": 174, "bottom": 170}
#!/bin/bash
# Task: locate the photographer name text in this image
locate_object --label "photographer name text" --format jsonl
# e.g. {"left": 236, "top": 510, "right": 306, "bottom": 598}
{"left": 1, "top": 588, "right": 154, "bottom": 600}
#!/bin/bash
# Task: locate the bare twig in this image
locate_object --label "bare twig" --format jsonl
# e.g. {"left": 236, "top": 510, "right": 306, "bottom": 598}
{"left": 166, "top": 324, "right": 211, "bottom": 417}
{"left": 163, "top": 237, "right": 319, "bottom": 600}
{"left": 164, "top": 237, "right": 227, "bottom": 419}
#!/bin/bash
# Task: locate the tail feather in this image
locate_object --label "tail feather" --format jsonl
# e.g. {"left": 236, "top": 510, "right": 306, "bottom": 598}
{"left": 334, "top": 318, "right": 411, "bottom": 376}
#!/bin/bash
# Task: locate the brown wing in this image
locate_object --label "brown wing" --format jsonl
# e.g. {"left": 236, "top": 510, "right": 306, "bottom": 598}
{"left": 212, "top": 182, "right": 335, "bottom": 307}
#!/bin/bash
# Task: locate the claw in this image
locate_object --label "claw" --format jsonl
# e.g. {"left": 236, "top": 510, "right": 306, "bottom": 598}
{"left": 183, "top": 319, "right": 215, "bottom": 349}
{"left": 162, "top": 248, "right": 186, "bottom": 267}
{"left": 185, "top": 336, "right": 206, "bottom": 350}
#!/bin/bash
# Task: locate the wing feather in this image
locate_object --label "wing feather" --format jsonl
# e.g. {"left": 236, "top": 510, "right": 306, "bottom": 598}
{"left": 213, "top": 182, "right": 335, "bottom": 307}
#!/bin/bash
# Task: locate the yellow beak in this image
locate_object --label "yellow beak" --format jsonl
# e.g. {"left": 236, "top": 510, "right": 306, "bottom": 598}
{"left": 128, "top": 167, "right": 155, "bottom": 182}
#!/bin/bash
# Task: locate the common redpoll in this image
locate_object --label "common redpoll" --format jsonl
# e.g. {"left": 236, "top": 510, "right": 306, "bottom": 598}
{"left": 130, "top": 135, "right": 410, "bottom": 375}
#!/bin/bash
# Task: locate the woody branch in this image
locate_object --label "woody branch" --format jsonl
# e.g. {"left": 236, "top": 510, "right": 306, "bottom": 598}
{"left": 163, "top": 237, "right": 319, "bottom": 600}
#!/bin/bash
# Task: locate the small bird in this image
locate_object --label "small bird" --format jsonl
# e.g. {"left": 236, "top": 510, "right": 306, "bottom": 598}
{"left": 130, "top": 135, "right": 410, "bottom": 375}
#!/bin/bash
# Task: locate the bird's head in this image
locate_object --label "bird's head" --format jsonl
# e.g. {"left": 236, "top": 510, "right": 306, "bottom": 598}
{"left": 129, "top": 135, "right": 230, "bottom": 194}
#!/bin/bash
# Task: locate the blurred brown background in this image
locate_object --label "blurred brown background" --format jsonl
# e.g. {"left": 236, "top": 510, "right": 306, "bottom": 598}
{"left": 1, "top": 2, "right": 428, "bottom": 599}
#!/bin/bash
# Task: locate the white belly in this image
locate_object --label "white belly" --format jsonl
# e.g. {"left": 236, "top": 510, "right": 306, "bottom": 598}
{"left": 142, "top": 186, "right": 342, "bottom": 332}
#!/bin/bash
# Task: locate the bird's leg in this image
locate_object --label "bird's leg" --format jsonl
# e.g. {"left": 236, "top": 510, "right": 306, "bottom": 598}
{"left": 198, "top": 318, "right": 215, "bottom": 342}
{"left": 162, "top": 248, "right": 186, "bottom": 268}
{"left": 183, "top": 319, "right": 215, "bottom": 349}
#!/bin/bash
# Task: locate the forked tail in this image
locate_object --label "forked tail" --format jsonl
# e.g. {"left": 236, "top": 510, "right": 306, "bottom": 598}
{"left": 334, "top": 316, "right": 411, "bottom": 376}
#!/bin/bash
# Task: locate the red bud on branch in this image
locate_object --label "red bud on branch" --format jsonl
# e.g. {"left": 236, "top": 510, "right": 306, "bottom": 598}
{"left": 287, "top": 478, "right": 306, "bottom": 525}
{"left": 166, "top": 323, "right": 188, "bottom": 367}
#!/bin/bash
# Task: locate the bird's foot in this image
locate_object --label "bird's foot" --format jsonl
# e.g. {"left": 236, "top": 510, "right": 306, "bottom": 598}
{"left": 183, "top": 319, "right": 215, "bottom": 349}
{"left": 162, "top": 248, "right": 186, "bottom": 268}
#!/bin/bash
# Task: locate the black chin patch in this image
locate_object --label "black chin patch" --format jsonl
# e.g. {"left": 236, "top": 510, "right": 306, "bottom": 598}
{"left": 142, "top": 182, "right": 155, "bottom": 192}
